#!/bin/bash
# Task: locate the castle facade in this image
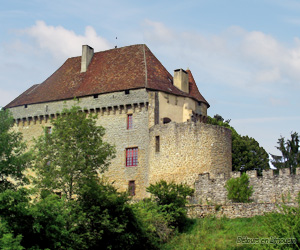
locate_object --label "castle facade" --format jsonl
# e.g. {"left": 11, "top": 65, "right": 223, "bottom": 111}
{"left": 5, "top": 44, "right": 232, "bottom": 199}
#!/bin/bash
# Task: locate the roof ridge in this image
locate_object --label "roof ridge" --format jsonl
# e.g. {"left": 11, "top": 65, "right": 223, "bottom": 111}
{"left": 143, "top": 44, "right": 148, "bottom": 88}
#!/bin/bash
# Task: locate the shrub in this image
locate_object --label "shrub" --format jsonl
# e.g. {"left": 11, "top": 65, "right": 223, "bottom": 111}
{"left": 132, "top": 199, "right": 174, "bottom": 246}
{"left": 73, "top": 179, "right": 153, "bottom": 250}
{"left": 263, "top": 193, "right": 300, "bottom": 249}
{"left": 147, "top": 180, "right": 194, "bottom": 230}
{"left": 225, "top": 173, "right": 253, "bottom": 203}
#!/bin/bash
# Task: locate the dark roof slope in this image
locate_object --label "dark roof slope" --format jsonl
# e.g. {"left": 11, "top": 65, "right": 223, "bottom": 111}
{"left": 5, "top": 44, "right": 209, "bottom": 108}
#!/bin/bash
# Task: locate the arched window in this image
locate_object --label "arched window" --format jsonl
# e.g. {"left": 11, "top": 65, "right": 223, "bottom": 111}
{"left": 163, "top": 117, "right": 171, "bottom": 124}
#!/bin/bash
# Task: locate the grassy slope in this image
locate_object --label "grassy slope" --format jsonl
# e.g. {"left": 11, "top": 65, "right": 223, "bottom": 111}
{"left": 161, "top": 216, "right": 269, "bottom": 250}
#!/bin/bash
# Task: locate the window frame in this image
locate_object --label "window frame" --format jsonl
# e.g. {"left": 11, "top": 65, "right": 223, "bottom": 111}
{"left": 127, "top": 114, "right": 133, "bottom": 130}
{"left": 126, "top": 147, "right": 138, "bottom": 167}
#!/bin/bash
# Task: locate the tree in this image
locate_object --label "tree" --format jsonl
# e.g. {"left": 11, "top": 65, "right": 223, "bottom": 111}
{"left": 270, "top": 131, "right": 300, "bottom": 173}
{"left": 207, "top": 114, "right": 269, "bottom": 174}
{"left": 225, "top": 173, "right": 253, "bottom": 203}
{"left": 73, "top": 179, "right": 152, "bottom": 250}
{"left": 33, "top": 105, "right": 115, "bottom": 200}
{"left": 146, "top": 180, "right": 194, "bottom": 230}
{"left": 233, "top": 135, "right": 269, "bottom": 174}
{"left": 0, "top": 109, "right": 30, "bottom": 192}
{"left": 0, "top": 188, "right": 34, "bottom": 249}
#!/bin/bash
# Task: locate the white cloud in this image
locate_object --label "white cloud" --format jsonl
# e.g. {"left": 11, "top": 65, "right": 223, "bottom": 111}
{"left": 21, "top": 21, "right": 112, "bottom": 60}
{"left": 142, "top": 20, "right": 300, "bottom": 93}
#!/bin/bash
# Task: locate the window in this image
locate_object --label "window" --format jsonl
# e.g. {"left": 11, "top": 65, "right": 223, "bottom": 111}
{"left": 126, "top": 148, "right": 138, "bottom": 166}
{"left": 155, "top": 136, "right": 160, "bottom": 152}
{"left": 24, "top": 104, "right": 28, "bottom": 108}
{"left": 163, "top": 117, "right": 171, "bottom": 124}
{"left": 127, "top": 114, "right": 133, "bottom": 129}
{"left": 93, "top": 94, "right": 99, "bottom": 99}
{"left": 125, "top": 89, "right": 130, "bottom": 95}
{"left": 46, "top": 126, "right": 52, "bottom": 134}
{"left": 128, "top": 180, "right": 135, "bottom": 196}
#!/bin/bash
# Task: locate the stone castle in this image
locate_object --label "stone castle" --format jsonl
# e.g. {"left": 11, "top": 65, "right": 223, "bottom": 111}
{"left": 5, "top": 44, "right": 232, "bottom": 199}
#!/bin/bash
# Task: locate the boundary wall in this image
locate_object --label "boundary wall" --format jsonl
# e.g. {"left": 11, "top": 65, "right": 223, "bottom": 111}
{"left": 192, "top": 168, "right": 300, "bottom": 205}
{"left": 186, "top": 202, "right": 297, "bottom": 219}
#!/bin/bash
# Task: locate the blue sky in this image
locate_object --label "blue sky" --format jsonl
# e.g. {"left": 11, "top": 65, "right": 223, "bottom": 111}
{"left": 0, "top": 0, "right": 299, "bottom": 156}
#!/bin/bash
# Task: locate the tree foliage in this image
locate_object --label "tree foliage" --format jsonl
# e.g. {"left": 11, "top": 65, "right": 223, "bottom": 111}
{"left": 264, "top": 194, "right": 300, "bottom": 249}
{"left": 74, "top": 179, "right": 152, "bottom": 250}
{"left": 225, "top": 173, "right": 253, "bottom": 203}
{"left": 33, "top": 105, "right": 115, "bottom": 200}
{"left": 270, "top": 131, "right": 300, "bottom": 173}
{"left": 0, "top": 109, "right": 30, "bottom": 192}
{"left": 147, "top": 180, "right": 194, "bottom": 230}
{"left": 207, "top": 114, "right": 269, "bottom": 173}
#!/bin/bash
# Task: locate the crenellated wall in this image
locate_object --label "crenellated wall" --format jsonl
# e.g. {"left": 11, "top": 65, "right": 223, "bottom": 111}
{"left": 192, "top": 168, "right": 300, "bottom": 205}
{"left": 8, "top": 88, "right": 232, "bottom": 200}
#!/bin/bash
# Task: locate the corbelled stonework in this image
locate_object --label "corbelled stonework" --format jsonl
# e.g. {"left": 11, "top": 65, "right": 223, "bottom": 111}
{"left": 6, "top": 44, "right": 232, "bottom": 199}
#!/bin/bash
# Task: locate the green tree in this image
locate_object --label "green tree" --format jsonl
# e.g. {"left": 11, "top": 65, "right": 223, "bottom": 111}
{"left": 0, "top": 109, "right": 30, "bottom": 192}
{"left": 30, "top": 194, "right": 73, "bottom": 249}
{"left": 132, "top": 199, "right": 174, "bottom": 246}
{"left": 33, "top": 105, "right": 115, "bottom": 200}
{"left": 146, "top": 180, "right": 194, "bottom": 230}
{"left": 73, "top": 179, "right": 152, "bottom": 250}
{"left": 0, "top": 188, "right": 34, "bottom": 249}
{"left": 207, "top": 114, "right": 269, "bottom": 174}
{"left": 225, "top": 173, "right": 253, "bottom": 203}
{"left": 270, "top": 131, "right": 300, "bottom": 173}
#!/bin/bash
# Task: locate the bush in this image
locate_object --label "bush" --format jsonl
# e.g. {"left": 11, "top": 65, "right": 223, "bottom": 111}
{"left": 73, "top": 179, "right": 153, "bottom": 250}
{"left": 264, "top": 195, "right": 300, "bottom": 249}
{"left": 146, "top": 180, "right": 194, "bottom": 230}
{"left": 132, "top": 199, "right": 174, "bottom": 246}
{"left": 0, "top": 222, "right": 24, "bottom": 250}
{"left": 225, "top": 173, "right": 253, "bottom": 203}
{"left": 30, "top": 194, "right": 73, "bottom": 249}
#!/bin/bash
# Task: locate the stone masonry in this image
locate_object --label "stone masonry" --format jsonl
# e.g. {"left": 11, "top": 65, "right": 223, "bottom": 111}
{"left": 192, "top": 168, "right": 300, "bottom": 205}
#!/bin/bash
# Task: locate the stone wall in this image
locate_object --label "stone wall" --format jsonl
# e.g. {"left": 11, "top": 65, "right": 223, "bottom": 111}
{"left": 8, "top": 88, "right": 232, "bottom": 200}
{"left": 186, "top": 202, "right": 297, "bottom": 219}
{"left": 192, "top": 168, "right": 300, "bottom": 205}
{"left": 10, "top": 89, "right": 151, "bottom": 199}
{"left": 148, "top": 122, "right": 232, "bottom": 186}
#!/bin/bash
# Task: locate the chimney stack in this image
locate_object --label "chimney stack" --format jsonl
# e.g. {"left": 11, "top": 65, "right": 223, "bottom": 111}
{"left": 173, "top": 69, "right": 189, "bottom": 93}
{"left": 81, "top": 45, "right": 94, "bottom": 73}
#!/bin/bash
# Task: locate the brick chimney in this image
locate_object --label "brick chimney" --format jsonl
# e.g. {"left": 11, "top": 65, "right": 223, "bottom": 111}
{"left": 173, "top": 69, "right": 189, "bottom": 94}
{"left": 81, "top": 45, "right": 94, "bottom": 73}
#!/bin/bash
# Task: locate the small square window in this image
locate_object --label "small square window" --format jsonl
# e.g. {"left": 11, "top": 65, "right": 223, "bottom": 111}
{"left": 46, "top": 126, "right": 52, "bottom": 134}
{"left": 127, "top": 114, "right": 133, "bottom": 129}
{"left": 24, "top": 104, "right": 28, "bottom": 108}
{"left": 93, "top": 94, "right": 99, "bottom": 99}
{"left": 126, "top": 148, "right": 138, "bottom": 166}
{"left": 125, "top": 90, "right": 130, "bottom": 95}
{"left": 128, "top": 180, "right": 135, "bottom": 196}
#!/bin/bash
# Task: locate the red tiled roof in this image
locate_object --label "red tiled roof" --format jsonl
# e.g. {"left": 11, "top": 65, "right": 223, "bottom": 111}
{"left": 186, "top": 69, "right": 210, "bottom": 108}
{"left": 5, "top": 44, "right": 209, "bottom": 108}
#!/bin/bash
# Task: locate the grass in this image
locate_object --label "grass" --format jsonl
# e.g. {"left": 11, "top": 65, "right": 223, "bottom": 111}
{"left": 160, "top": 216, "right": 270, "bottom": 250}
